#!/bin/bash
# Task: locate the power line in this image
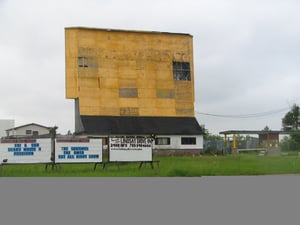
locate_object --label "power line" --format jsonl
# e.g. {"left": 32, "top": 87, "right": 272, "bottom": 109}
{"left": 195, "top": 107, "right": 290, "bottom": 119}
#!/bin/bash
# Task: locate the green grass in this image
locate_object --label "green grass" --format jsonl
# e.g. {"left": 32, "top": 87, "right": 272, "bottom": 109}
{"left": 1, "top": 154, "right": 300, "bottom": 177}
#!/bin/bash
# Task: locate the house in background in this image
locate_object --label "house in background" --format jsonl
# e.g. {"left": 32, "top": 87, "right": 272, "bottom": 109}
{"left": 5, "top": 123, "right": 52, "bottom": 137}
{"left": 0, "top": 119, "right": 15, "bottom": 137}
{"left": 65, "top": 27, "right": 204, "bottom": 155}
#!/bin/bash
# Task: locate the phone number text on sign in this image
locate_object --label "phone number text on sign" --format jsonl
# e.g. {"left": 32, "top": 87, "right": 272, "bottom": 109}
{"left": 110, "top": 137, "right": 152, "bottom": 151}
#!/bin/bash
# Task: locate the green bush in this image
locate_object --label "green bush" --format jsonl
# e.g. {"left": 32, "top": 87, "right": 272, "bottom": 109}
{"left": 280, "top": 136, "right": 300, "bottom": 151}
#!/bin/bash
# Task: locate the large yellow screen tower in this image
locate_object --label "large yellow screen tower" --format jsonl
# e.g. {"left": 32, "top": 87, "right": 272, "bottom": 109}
{"left": 65, "top": 27, "right": 195, "bottom": 118}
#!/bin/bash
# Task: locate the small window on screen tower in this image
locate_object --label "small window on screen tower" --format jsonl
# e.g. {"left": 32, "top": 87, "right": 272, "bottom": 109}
{"left": 173, "top": 61, "right": 191, "bottom": 81}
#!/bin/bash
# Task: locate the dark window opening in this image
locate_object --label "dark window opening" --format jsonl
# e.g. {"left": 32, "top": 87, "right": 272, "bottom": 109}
{"left": 155, "top": 137, "right": 171, "bottom": 145}
{"left": 26, "top": 130, "right": 32, "bottom": 135}
{"left": 181, "top": 137, "right": 196, "bottom": 145}
{"left": 173, "top": 61, "right": 191, "bottom": 81}
{"left": 78, "top": 57, "right": 97, "bottom": 68}
{"left": 78, "top": 57, "right": 88, "bottom": 67}
{"left": 33, "top": 131, "right": 39, "bottom": 136}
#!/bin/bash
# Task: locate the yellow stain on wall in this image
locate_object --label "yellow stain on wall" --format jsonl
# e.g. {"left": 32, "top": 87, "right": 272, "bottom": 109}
{"left": 65, "top": 27, "right": 195, "bottom": 117}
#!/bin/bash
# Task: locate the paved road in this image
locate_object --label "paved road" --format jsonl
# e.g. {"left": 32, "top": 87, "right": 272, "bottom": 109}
{"left": 0, "top": 176, "right": 299, "bottom": 225}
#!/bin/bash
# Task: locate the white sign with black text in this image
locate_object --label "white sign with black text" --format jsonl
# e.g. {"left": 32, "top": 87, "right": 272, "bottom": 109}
{"left": 109, "top": 136, "right": 153, "bottom": 162}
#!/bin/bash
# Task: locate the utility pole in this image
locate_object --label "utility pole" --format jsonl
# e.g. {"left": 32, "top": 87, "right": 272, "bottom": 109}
{"left": 50, "top": 126, "right": 58, "bottom": 163}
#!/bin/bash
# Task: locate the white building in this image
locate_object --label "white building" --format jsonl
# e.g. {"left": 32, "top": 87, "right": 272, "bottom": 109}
{"left": 6, "top": 123, "right": 52, "bottom": 137}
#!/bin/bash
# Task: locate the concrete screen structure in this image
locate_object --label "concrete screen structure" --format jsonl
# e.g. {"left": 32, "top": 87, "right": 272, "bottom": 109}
{"left": 65, "top": 27, "right": 203, "bottom": 153}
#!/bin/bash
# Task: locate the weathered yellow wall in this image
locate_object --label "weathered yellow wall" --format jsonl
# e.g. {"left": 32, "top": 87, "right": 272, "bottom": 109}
{"left": 65, "top": 27, "right": 195, "bottom": 117}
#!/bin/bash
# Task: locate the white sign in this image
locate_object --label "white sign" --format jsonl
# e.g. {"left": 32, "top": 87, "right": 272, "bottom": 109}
{"left": 55, "top": 138, "right": 102, "bottom": 163}
{"left": 0, "top": 138, "right": 52, "bottom": 164}
{"left": 109, "top": 136, "right": 153, "bottom": 162}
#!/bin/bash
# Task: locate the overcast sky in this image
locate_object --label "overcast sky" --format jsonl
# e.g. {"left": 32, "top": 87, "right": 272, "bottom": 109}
{"left": 1, "top": 0, "right": 300, "bottom": 135}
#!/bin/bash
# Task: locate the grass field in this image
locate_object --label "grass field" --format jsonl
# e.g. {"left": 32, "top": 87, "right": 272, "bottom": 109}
{"left": 1, "top": 154, "right": 300, "bottom": 177}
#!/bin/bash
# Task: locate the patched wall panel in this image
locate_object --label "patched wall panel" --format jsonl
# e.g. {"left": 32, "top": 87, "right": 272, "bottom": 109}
{"left": 119, "top": 79, "right": 137, "bottom": 88}
{"left": 119, "top": 98, "right": 138, "bottom": 108}
{"left": 156, "top": 89, "right": 174, "bottom": 99}
{"left": 138, "top": 98, "right": 156, "bottom": 107}
{"left": 100, "top": 78, "right": 119, "bottom": 89}
{"left": 137, "top": 78, "right": 156, "bottom": 88}
{"left": 119, "top": 88, "right": 138, "bottom": 98}
{"left": 138, "top": 89, "right": 156, "bottom": 98}
{"left": 156, "top": 80, "right": 174, "bottom": 89}
{"left": 120, "top": 107, "right": 139, "bottom": 116}
{"left": 176, "top": 108, "right": 194, "bottom": 116}
{"left": 78, "top": 77, "right": 99, "bottom": 89}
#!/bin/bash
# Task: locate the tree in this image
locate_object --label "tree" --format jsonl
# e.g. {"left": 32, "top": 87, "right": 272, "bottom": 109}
{"left": 200, "top": 124, "right": 209, "bottom": 139}
{"left": 281, "top": 104, "right": 300, "bottom": 150}
{"left": 202, "top": 126, "right": 224, "bottom": 155}
{"left": 282, "top": 104, "right": 300, "bottom": 131}
{"left": 280, "top": 136, "right": 300, "bottom": 151}
{"left": 262, "top": 126, "right": 271, "bottom": 131}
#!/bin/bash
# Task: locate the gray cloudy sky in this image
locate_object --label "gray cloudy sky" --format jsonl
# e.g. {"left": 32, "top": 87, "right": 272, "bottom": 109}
{"left": 0, "top": 0, "right": 300, "bottom": 134}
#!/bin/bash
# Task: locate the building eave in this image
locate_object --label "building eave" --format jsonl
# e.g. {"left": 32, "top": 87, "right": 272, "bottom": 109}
{"left": 65, "top": 26, "right": 193, "bottom": 37}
